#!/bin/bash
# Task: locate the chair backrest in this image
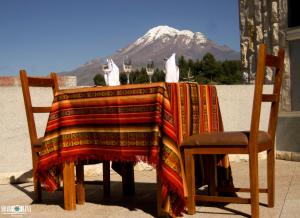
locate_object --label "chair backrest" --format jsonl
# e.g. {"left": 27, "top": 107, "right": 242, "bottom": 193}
{"left": 19, "top": 69, "right": 59, "bottom": 146}
{"left": 249, "top": 44, "right": 285, "bottom": 151}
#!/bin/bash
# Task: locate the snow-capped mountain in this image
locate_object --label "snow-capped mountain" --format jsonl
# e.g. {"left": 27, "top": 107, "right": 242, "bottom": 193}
{"left": 133, "top": 26, "right": 208, "bottom": 47}
{"left": 62, "top": 25, "right": 240, "bottom": 85}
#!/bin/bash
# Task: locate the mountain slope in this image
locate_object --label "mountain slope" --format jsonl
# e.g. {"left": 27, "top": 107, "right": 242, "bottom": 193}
{"left": 62, "top": 25, "right": 240, "bottom": 85}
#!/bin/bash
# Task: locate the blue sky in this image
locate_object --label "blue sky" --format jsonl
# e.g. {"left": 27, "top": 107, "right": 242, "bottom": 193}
{"left": 0, "top": 0, "right": 240, "bottom": 76}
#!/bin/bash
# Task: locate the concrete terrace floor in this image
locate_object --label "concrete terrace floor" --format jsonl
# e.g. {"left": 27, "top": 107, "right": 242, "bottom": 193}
{"left": 0, "top": 159, "right": 299, "bottom": 218}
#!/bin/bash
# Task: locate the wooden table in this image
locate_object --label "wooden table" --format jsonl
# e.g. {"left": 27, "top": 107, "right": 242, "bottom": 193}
{"left": 36, "top": 82, "right": 231, "bottom": 217}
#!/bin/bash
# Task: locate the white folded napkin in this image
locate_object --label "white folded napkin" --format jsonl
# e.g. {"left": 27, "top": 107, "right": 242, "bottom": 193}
{"left": 103, "top": 59, "right": 111, "bottom": 85}
{"left": 164, "top": 53, "right": 179, "bottom": 82}
{"left": 107, "top": 59, "right": 120, "bottom": 86}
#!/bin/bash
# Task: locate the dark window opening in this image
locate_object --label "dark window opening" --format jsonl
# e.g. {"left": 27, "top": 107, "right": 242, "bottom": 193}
{"left": 288, "top": 0, "right": 300, "bottom": 27}
{"left": 289, "top": 40, "right": 300, "bottom": 111}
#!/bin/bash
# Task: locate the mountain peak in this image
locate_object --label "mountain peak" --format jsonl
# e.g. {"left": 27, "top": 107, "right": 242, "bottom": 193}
{"left": 134, "top": 25, "right": 207, "bottom": 46}
{"left": 147, "top": 25, "right": 178, "bottom": 36}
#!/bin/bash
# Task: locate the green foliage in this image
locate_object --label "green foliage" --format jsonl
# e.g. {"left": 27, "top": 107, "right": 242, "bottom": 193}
{"left": 201, "top": 53, "right": 220, "bottom": 82}
{"left": 120, "top": 73, "right": 128, "bottom": 85}
{"left": 152, "top": 69, "right": 165, "bottom": 82}
{"left": 178, "top": 56, "right": 190, "bottom": 81}
{"left": 178, "top": 54, "right": 242, "bottom": 84}
{"left": 217, "top": 60, "right": 242, "bottom": 84}
{"left": 93, "top": 74, "right": 106, "bottom": 86}
{"left": 129, "top": 68, "right": 149, "bottom": 84}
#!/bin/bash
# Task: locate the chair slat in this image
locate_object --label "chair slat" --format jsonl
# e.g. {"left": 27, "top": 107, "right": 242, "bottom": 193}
{"left": 195, "top": 195, "right": 251, "bottom": 204}
{"left": 32, "top": 107, "right": 52, "bottom": 113}
{"left": 82, "top": 181, "right": 104, "bottom": 185}
{"left": 266, "top": 54, "right": 280, "bottom": 68}
{"left": 262, "top": 94, "right": 279, "bottom": 102}
{"left": 217, "top": 187, "right": 268, "bottom": 193}
{"left": 28, "top": 77, "right": 54, "bottom": 87}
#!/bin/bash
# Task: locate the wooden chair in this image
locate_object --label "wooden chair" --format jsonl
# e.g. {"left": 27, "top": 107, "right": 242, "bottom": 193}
{"left": 20, "top": 70, "right": 110, "bottom": 205}
{"left": 20, "top": 69, "right": 59, "bottom": 202}
{"left": 181, "top": 44, "right": 285, "bottom": 218}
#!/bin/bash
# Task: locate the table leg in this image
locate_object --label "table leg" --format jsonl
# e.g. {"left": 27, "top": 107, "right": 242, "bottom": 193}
{"left": 156, "top": 174, "right": 163, "bottom": 217}
{"left": 103, "top": 161, "right": 110, "bottom": 197}
{"left": 63, "top": 161, "right": 76, "bottom": 210}
{"left": 156, "top": 172, "right": 169, "bottom": 217}
{"left": 76, "top": 164, "right": 85, "bottom": 204}
{"left": 203, "top": 155, "right": 217, "bottom": 196}
{"left": 207, "top": 155, "right": 217, "bottom": 196}
{"left": 122, "top": 162, "right": 135, "bottom": 196}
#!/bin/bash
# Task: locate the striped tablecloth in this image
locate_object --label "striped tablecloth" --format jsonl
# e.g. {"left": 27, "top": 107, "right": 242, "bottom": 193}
{"left": 36, "top": 82, "right": 229, "bottom": 216}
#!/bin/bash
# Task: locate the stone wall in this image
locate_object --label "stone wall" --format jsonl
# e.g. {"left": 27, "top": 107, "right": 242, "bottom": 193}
{"left": 239, "top": 0, "right": 291, "bottom": 112}
{"left": 57, "top": 75, "right": 77, "bottom": 87}
{"left": 239, "top": 0, "right": 300, "bottom": 160}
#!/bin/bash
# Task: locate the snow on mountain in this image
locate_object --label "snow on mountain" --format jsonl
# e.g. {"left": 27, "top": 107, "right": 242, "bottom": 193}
{"left": 134, "top": 25, "right": 207, "bottom": 46}
{"left": 62, "top": 25, "right": 240, "bottom": 85}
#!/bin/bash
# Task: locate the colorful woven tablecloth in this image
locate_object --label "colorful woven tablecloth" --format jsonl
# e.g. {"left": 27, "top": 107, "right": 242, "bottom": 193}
{"left": 36, "top": 82, "right": 226, "bottom": 216}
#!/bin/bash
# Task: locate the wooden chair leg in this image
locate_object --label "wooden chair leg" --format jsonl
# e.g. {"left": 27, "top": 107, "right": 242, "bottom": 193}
{"left": 76, "top": 164, "right": 85, "bottom": 204}
{"left": 63, "top": 161, "right": 76, "bottom": 210}
{"left": 103, "top": 161, "right": 110, "bottom": 197}
{"left": 267, "top": 148, "right": 275, "bottom": 207}
{"left": 249, "top": 153, "right": 259, "bottom": 218}
{"left": 33, "top": 177, "right": 42, "bottom": 202}
{"left": 184, "top": 150, "right": 196, "bottom": 215}
{"left": 33, "top": 152, "right": 42, "bottom": 202}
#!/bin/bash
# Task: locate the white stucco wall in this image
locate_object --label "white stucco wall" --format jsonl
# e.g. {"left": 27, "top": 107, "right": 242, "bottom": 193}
{"left": 216, "top": 85, "right": 272, "bottom": 162}
{"left": 216, "top": 85, "right": 272, "bottom": 131}
{"left": 0, "top": 85, "right": 273, "bottom": 183}
{"left": 0, "top": 87, "right": 53, "bottom": 183}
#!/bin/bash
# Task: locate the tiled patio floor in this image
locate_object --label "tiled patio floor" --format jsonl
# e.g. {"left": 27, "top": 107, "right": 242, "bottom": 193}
{"left": 0, "top": 159, "right": 299, "bottom": 217}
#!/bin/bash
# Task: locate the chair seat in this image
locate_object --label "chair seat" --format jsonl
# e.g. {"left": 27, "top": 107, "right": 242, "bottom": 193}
{"left": 181, "top": 131, "right": 272, "bottom": 149}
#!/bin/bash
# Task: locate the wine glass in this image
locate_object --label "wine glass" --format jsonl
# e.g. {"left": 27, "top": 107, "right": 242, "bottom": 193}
{"left": 146, "top": 59, "right": 155, "bottom": 83}
{"left": 123, "top": 56, "right": 132, "bottom": 84}
{"left": 163, "top": 57, "right": 168, "bottom": 76}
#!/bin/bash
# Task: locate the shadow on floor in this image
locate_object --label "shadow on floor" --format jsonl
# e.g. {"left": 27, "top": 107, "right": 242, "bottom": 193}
{"left": 10, "top": 169, "right": 33, "bottom": 184}
{"left": 12, "top": 179, "right": 269, "bottom": 217}
{"left": 195, "top": 204, "right": 251, "bottom": 217}
{"left": 12, "top": 181, "right": 158, "bottom": 217}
